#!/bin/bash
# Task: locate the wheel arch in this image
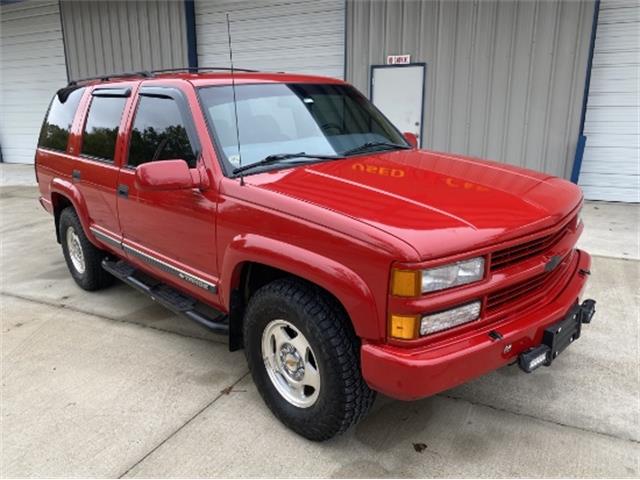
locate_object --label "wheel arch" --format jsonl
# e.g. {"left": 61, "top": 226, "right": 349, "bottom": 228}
{"left": 49, "top": 178, "right": 95, "bottom": 245}
{"left": 221, "top": 234, "right": 381, "bottom": 350}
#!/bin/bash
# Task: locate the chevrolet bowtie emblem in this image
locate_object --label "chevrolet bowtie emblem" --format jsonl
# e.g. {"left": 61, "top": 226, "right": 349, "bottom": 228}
{"left": 544, "top": 255, "right": 563, "bottom": 272}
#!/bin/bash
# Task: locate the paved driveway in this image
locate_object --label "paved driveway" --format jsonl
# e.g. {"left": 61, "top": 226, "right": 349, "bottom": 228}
{"left": 1, "top": 181, "right": 638, "bottom": 478}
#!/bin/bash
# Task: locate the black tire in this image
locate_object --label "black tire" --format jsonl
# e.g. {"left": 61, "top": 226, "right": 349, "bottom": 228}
{"left": 59, "top": 207, "right": 113, "bottom": 291}
{"left": 243, "top": 277, "right": 376, "bottom": 441}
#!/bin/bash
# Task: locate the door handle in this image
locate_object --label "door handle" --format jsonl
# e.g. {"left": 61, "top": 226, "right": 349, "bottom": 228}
{"left": 117, "top": 184, "right": 129, "bottom": 198}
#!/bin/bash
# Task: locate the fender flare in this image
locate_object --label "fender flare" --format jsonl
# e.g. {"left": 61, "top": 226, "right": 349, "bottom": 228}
{"left": 49, "top": 178, "right": 98, "bottom": 245}
{"left": 220, "top": 234, "right": 381, "bottom": 340}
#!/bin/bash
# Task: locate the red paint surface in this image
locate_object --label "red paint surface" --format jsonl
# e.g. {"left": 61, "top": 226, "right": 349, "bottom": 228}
{"left": 36, "top": 73, "right": 591, "bottom": 400}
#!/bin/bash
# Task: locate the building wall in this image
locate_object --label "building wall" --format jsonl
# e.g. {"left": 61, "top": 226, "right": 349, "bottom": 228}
{"left": 346, "top": 0, "right": 596, "bottom": 179}
{"left": 0, "top": 0, "right": 67, "bottom": 163}
{"left": 59, "top": 0, "right": 188, "bottom": 81}
{"left": 579, "top": 0, "right": 639, "bottom": 202}
{"left": 195, "top": 0, "right": 345, "bottom": 78}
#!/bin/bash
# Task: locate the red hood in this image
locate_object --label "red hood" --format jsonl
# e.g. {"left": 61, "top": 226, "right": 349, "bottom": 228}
{"left": 247, "top": 149, "right": 583, "bottom": 260}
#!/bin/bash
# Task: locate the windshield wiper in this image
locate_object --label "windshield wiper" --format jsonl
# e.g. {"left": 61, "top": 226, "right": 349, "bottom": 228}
{"left": 232, "top": 152, "right": 342, "bottom": 175}
{"left": 343, "top": 141, "right": 411, "bottom": 156}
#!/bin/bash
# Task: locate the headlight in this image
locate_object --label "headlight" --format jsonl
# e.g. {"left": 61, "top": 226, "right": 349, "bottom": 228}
{"left": 391, "top": 257, "right": 485, "bottom": 296}
{"left": 420, "top": 301, "right": 481, "bottom": 335}
{"left": 421, "top": 257, "right": 485, "bottom": 293}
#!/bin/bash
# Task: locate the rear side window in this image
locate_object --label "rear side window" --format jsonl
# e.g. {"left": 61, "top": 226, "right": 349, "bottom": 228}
{"left": 38, "top": 87, "right": 86, "bottom": 152}
{"left": 81, "top": 95, "right": 128, "bottom": 162}
{"left": 128, "top": 95, "right": 196, "bottom": 168}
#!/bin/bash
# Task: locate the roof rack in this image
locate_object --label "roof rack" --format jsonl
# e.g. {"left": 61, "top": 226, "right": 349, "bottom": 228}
{"left": 151, "top": 66, "right": 258, "bottom": 74}
{"left": 68, "top": 70, "right": 153, "bottom": 86}
{"left": 67, "top": 66, "right": 258, "bottom": 86}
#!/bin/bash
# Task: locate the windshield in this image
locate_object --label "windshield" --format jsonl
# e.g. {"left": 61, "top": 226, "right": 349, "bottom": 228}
{"left": 198, "top": 83, "right": 408, "bottom": 174}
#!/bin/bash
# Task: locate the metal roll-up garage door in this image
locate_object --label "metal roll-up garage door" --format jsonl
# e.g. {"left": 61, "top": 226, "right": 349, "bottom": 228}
{"left": 0, "top": 0, "right": 67, "bottom": 164}
{"left": 195, "top": 0, "right": 345, "bottom": 78}
{"left": 579, "top": 0, "right": 640, "bottom": 202}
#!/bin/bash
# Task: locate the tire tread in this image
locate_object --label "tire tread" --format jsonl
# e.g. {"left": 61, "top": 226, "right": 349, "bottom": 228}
{"left": 244, "top": 277, "right": 375, "bottom": 440}
{"left": 59, "top": 207, "right": 113, "bottom": 291}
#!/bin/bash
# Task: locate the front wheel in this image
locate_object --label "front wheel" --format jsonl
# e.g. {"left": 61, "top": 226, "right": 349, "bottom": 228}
{"left": 244, "top": 278, "right": 375, "bottom": 441}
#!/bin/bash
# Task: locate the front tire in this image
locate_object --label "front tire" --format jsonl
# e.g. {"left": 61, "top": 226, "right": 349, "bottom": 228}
{"left": 59, "top": 207, "right": 113, "bottom": 291}
{"left": 244, "top": 278, "right": 375, "bottom": 441}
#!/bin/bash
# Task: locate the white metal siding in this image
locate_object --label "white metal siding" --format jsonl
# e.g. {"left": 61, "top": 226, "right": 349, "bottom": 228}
{"left": 195, "top": 0, "right": 345, "bottom": 78}
{"left": 0, "top": 0, "right": 67, "bottom": 164}
{"left": 579, "top": 0, "right": 640, "bottom": 202}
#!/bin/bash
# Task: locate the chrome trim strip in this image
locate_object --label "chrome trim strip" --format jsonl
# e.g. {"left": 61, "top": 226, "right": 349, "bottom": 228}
{"left": 122, "top": 243, "right": 218, "bottom": 293}
{"left": 90, "top": 227, "right": 122, "bottom": 249}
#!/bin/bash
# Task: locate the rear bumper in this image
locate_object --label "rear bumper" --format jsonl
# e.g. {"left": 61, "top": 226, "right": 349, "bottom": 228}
{"left": 361, "top": 249, "right": 592, "bottom": 401}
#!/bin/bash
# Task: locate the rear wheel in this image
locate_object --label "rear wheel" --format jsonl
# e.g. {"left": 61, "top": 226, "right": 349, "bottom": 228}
{"left": 244, "top": 277, "right": 375, "bottom": 441}
{"left": 59, "top": 207, "right": 113, "bottom": 291}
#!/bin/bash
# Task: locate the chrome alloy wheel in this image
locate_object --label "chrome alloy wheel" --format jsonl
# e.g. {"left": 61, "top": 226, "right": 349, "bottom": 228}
{"left": 66, "top": 226, "right": 86, "bottom": 274}
{"left": 261, "top": 319, "right": 321, "bottom": 408}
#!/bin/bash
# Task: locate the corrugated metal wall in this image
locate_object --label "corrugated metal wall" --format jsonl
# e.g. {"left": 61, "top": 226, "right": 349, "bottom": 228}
{"left": 195, "top": 0, "right": 345, "bottom": 78}
{"left": 346, "top": 0, "right": 596, "bottom": 179}
{"left": 59, "top": 0, "right": 188, "bottom": 81}
{"left": 0, "top": 0, "right": 67, "bottom": 163}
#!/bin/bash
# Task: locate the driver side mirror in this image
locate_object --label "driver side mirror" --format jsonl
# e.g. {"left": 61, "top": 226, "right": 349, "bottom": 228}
{"left": 403, "top": 132, "right": 418, "bottom": 148}
{"left": 135, "top": 159, "right": 207, "bottom": 191}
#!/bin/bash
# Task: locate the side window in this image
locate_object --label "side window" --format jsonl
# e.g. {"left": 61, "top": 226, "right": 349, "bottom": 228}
{"left": 81, "top": 95, "right": 128, "bottom": 162}
{"left": 128, "top": 95, "right": 196, "bottom": 168}
{"left": 38, "top": 87, "right": 86, "bottom": 152}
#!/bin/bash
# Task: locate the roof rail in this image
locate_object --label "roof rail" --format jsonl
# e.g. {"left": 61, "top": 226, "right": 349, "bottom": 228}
{"left": 151, "top": 66, "right": 258, "bottom": 74}
{"left": 67, "top": 66, "right": 258, "bottom": 86}
{"left": 68, "top": 70, "right": 153, "bottom": 86}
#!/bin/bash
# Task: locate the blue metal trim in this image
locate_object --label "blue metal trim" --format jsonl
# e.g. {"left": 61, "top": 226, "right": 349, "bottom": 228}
{"left": 571, "top": 135, "right": 587, "bottom": 184}
{"left": 571, "top": 0, "right": 600, "bottom": 184}
{"left": 343, "top": 0, "right": 348, "bottom": 80}
{"left": 184, "top": 0, "right": 198, "bottom": 70}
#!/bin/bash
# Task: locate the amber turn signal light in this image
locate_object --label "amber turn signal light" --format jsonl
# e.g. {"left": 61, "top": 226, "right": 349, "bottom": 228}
{"left": 389, "top": 314, "right": 419, "bottom": 340}
{"left": 391, "top": 269, "right": 421, "bottom": 297}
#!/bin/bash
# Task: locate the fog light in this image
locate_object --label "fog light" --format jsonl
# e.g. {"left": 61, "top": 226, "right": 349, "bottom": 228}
{"left": 390, "top": 314, "right": 419, "bottom": 339}
{"left": 420, "top": 301, "right": 481, "bottom": 336}
{"left": 518, "top": 345, "right": 551, "bottom": 373}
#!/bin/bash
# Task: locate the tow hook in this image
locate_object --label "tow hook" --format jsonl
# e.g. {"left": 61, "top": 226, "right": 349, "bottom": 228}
{"left": 580, "top": 299, "right": 596, "bottom": 324}
{"left": 518, "top": 299, "right": 597, "bottom": 373}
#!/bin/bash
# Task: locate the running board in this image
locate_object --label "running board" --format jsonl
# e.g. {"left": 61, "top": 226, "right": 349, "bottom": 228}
{"left": 102, "top": 259, "right": 229, "bottom": 335}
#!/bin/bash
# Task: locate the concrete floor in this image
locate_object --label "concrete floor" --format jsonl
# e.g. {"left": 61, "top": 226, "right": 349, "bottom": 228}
{"left": 1, "top": 164, "right": 638, "bottom": 477}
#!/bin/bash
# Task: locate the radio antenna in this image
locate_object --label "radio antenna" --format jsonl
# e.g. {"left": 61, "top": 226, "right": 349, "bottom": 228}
{"left": 226, "top": 13, "right": 244, "bottom": 185}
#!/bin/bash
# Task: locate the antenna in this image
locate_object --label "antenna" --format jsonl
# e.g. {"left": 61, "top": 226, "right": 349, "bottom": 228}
{"left": 226, "top": 13, "right": 244, "bottom": 185}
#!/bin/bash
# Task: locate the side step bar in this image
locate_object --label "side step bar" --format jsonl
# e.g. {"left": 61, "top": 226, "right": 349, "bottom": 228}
{"left": 102, "top": 258, "right": 229, "bottom": 335}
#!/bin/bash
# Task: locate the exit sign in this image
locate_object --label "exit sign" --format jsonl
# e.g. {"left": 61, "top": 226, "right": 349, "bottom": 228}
{"left": 386, "top": 54, "right": 411, "bottom": 65}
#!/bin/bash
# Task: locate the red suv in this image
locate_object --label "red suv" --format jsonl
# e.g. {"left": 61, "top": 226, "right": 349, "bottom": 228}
{"left": 35, "top": 69, "right": 596, "bottom": 440}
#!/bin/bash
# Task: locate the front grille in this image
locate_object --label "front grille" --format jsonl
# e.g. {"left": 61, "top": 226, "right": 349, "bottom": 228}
{"left": 486, "top": 254, "right": 571, "bottom": 315}
{"left": 490, "top": 220, "right": 572, "bottom": 271}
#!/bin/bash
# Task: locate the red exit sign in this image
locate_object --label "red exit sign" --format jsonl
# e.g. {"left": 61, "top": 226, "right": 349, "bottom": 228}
{"left": 386, "top": 54, "right": 411, "bottom": 65}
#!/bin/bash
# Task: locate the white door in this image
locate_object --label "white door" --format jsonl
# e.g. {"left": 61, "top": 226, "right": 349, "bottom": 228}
{"left": 579, "top": 0, "right": 639, "bottom": 202}
{"left": 0, "top": 0, "right": 67, "bottom": 164}
{"left": 371, "top": 64, "right": 425, "bottom": 146}
{"left": 195, "top": 0, "right": 345, "bottom": 78}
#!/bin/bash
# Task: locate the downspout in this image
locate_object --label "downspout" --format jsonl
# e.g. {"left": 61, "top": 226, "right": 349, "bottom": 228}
{"left": 571, "top": 0, "right": 601, "bottom": 184}
{"left": 185, "top": 0, "right": 198, "bottom": 71}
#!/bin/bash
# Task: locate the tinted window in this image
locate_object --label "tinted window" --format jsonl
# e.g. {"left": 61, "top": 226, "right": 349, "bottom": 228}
{"left": 128, "top": 96, "right": 196, "bottom": 168}
{"left": 198, "top": 83, "right": 407, "bottom": 172}
{"left": 38, "top": 87, "right": 86, "bottom": 151}
{"left": 81, "top": 95, "right": 127, "bottom": 162}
